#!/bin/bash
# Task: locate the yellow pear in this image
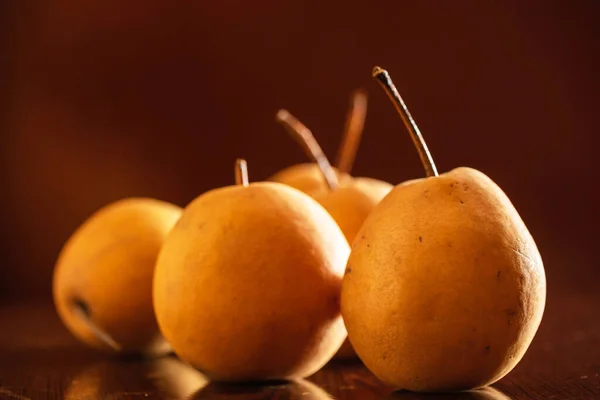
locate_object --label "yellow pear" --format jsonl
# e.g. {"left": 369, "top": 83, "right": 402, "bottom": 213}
{"left": 153, "top": 159, "right": 349, "bottom": 382}
{"left": 341, "top": 67, "right": 546, "bottom": 392}
{"left": 53, "top": 198, "right": 182, "bottom": 355}
{"left": 275, "top": 110, "right": 393, "bottom": 361}
{"left": 275, "top": 110, "right": 393, "bottom": 244}
{"left": 269, "top": 89, "right": 367, "bottom": 198}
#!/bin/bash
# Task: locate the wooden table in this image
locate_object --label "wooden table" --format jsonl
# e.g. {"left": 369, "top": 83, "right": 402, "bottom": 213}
{"left": 0, "top": 285, "right": 598, "bottom": 400}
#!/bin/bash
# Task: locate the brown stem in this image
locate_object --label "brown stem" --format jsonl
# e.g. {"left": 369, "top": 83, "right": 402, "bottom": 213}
{"left": 72, "top": 299, "right": 122, "bottom": 351}
{"left": 235, "top": 158, "right": 249, "bottom": 186}
{"left": 335, "top": 88, "right": 368, "bottom": 175}
{"left": 276, "top": 109, "right": 339, "bottom": 190}
{"left": 372, "top": 66, "right": 438, "bottom": 177}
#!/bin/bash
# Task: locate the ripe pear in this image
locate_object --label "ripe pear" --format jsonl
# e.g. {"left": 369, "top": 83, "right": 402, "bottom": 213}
{"left": 276, "top": 110, "right": 392, "bottom": 361}
{"left": 341, "top": 67, "right": 546, "bottom": 392}
{"left": 269, "top": 89, "right": 366, "bottom": 198}
{"left": 53, "top": 198, "right": 182, "bottom": 355}
{"left": 275, "top": 110, "right": 393, "bottom": 245}
{"left": 153, "top": 159, "right": 349, "bottom": 382}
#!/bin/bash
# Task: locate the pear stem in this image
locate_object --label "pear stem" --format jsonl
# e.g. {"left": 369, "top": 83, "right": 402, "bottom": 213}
{"left": 335, "top": 88, "right": 368, "bottom": 175}
{"left": 372, "top": 66, "right": 438, "bottom": 177}
{"left": 235, "top": 158, "right": 249, "bottom": 186}
{"left": 276, "top": 109, "right": 339, "bottom": 190}
{"left": 72, "top": 299, "right": 122, "bottom": 351}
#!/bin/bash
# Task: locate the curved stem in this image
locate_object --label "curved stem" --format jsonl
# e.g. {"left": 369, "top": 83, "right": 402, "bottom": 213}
{"left": 235, "top": 158, "right": 249, "bottom": 186}
{"left": 72, "top": 299, "right": 122, "bottom": 351}
{"left": 372, "top": 66, "right": 438, "bottom": 177}
{"left": 276, "top": 109, "right": 339, "bottom": 190}
{"left": 335, "top": 89, "right": 368, "bottom": 175}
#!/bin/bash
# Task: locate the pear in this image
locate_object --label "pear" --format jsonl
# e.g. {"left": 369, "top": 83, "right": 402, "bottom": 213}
{"left": 269, "top": 89, "right": 367, "bottom": 198}
{"left": 153, "top": 159, "right": 349, "bottom": 382}
{"left": 275, "top": 110, "right": 393, "bottom": 244}
{"left": 341, "top": 67, "right": 546, "bottom": 392}
{"left": 53, "top": 198, "right": 182, "bottom": 355}
{"left": 275, "top": 110, "right": 393, "bottom": 361}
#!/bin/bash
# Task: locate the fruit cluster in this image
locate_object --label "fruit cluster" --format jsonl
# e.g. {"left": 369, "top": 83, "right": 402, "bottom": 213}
{"left": 52, "top": 67, "right": 546, "bottom": 393}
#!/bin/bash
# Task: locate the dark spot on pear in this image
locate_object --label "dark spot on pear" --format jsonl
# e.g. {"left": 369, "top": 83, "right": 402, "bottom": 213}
{"left": 485, "top": 345, "right": 491, "bottom": 353}
{"left": 382, "top": 353, "right": 387, "bottom": 360}
{"left": 450, "top": 183, "right": 454, "bottom": 188}
{"left": 366, "top": 243, "right": 370, "bottom": 248}
{"left": 497, "top": 270, "right": 501, "bottom": 278}
{"left": 73, "top": 298, "right": 91, "bottom": 317}
{"left": 506, "top": 309, "right": 517, "bottom": 316}
{"left": 460, "top": 200, "right": 464, "bottom": 204}
{"left": 419, "top": 236, "right": 423, "bottom": 243}
{"left": 345, "top": 266, "right": 352, "bottom": 275}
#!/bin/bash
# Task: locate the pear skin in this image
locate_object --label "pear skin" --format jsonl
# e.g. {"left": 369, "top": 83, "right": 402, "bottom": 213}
{"left": 153, "top": 170, "right": 349, "bottom": 382}
{"left": 53, "top": 198, "right": 182, "bottom": 355}
{"left": 314, "top": 179, "right": 392, "bottom": 244}
{"left": 342, "top": 167, "right": 546, "bottom": 391}
{"left": 353, "top": 177, "right": 396, "bottom": 199}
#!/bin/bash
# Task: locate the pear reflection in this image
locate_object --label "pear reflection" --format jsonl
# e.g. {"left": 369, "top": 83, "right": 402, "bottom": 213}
{"left": 192, "top": 379, "right": 332, "bottom": 399}
{"left": 147, "top": 356, "right": 210, "bottom": 398}
{"left": 64, "top": 355, "right": 208, "bottom": 399}
{"left": 386, "top": 386, "right": 510, "bottom": 400}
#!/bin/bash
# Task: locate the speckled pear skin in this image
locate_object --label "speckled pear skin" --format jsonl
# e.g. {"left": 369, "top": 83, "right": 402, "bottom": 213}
{"left": 342, "top": 167, "right": 546, "bottom": 391}
{"left": 53, "top": 198, "right": 182, "bottom": 355}
{"left": 154, "top": 182, "right": 350, "bottom": 382}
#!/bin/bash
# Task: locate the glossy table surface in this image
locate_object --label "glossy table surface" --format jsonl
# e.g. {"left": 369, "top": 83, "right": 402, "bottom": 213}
{"left": 0, "top": 286, "right": 598, "bottom": 400}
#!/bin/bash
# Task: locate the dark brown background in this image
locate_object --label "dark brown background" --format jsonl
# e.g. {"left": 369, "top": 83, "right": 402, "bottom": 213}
{"left": 1, "top": 1, "right": 599, "bottom": 301}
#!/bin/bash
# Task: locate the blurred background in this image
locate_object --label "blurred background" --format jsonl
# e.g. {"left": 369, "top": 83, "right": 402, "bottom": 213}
{"left": 1, "top": 1, "right": 598, "bottom": 301}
